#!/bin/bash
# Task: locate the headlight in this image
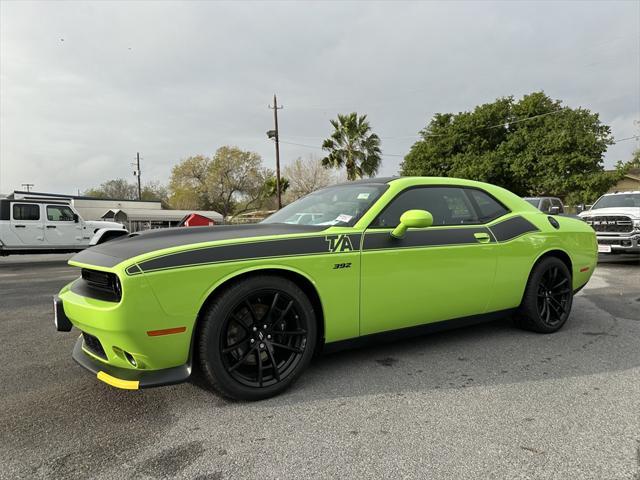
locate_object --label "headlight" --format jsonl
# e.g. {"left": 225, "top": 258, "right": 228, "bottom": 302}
{"left": 633, "top": 220, "right": 640, "bottom": 230}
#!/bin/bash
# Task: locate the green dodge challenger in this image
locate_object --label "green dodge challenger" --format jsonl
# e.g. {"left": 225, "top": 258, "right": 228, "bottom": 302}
{"left": 54, "top": 177, "right": 597, "bottom": 400}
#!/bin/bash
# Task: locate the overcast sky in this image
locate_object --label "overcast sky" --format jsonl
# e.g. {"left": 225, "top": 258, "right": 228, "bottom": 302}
{"left": 1, "top": 0, "right": 638, "bottom": 195}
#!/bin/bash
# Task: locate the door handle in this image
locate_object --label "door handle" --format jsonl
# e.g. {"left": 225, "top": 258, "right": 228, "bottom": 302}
{"left": 14, "top": 225, "right": 26, "bottom": 228}
{"left": 474, "top": 232, "right": 491, "bottom": 243}
{"left": 46, "top": 225, "right": 57, "bottom": 229}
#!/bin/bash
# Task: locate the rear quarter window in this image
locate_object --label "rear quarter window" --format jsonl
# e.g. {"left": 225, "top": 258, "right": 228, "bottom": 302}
{"left": 12, "top": 204, "right": 40, "bottom": 221}
{"left": 466, "top": 189, "right": 509, "bottom": 222}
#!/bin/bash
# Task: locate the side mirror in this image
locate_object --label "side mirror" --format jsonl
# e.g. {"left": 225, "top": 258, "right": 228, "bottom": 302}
{"left": 391, "top": 209, "right": 433, "bottom": 239}
{"left": 549, "top": 206, "right": 560, "bottom": 215}
{"left": 73, "top": 213, "right": 79, "bottom": 223}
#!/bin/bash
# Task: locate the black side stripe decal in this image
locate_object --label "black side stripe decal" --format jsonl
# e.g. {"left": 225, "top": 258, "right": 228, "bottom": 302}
{"left": 362, "top": 227, "right": 494, "bottom": 251}
{"left": 489, "top": 216, "right": 539, "bottom": 242}
{"left": 136, "top": 234, "right": 362, "bottom": 273}
{"left": 132, "top": 216, "right": 536, "bottom": 274}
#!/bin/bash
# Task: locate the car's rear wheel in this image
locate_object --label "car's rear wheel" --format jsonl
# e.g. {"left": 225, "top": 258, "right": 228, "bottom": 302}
{"left": 515, "top": 257, "right": 573, "bottom": 333}
{"left": 198, "top": 275, "right": 317, "bottom": 400}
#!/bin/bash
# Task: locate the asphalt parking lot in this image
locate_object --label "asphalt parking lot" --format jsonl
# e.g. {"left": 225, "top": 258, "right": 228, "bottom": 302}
{"left": 0, "top": 254, "right": 639, "bottom": 480}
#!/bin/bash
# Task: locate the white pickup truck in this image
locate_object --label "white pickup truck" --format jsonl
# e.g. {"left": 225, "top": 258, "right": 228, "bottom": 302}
{"left": 0, "top": 197, "right": 127, "bottom": 256}
{"left": 579, "top": 191, "right": 640, "bottom": 254}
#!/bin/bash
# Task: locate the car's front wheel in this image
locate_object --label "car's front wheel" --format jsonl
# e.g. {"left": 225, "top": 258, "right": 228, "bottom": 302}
{"left": 198, "top": 275, "right": 317, "bottom": 400}
{"left": 515, "top": 257, "right": 573, "bottom": 333}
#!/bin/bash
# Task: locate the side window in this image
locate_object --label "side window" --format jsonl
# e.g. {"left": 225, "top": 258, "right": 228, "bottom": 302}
{"left": 551, "top": 199, "right": 564, "bottom": 213}
{"left": 539, "top": 199, "right": 551, "bottom": 213}
{"left": 47, "top": 205, "right": 75, "bottom": 222}
{"left": 372, "top": 187, "right": 478, "bottom": 227}
{"left": 466, "top": 189, "right": 509, "bottom": 222}
{"left": 12, "top": 203, "right": 40, "bottom": 221}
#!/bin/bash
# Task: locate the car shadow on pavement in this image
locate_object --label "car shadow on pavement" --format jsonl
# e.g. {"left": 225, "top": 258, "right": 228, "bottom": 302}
{"left": 272, "top": 288, "right": 640, "bottom": 405}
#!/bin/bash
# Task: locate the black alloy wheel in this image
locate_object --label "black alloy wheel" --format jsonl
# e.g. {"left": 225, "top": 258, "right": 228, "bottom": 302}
{"left": 536, "top": 264, "right": 572, "bottom": 328}
{"left": 515, "top": 256, "right": 574, "bottom": 333}
{"left": 221, "top": 290, "right": 308, "bottom": 388}
{"left": 198, "top": 275, "right": 317, "bottom": 400}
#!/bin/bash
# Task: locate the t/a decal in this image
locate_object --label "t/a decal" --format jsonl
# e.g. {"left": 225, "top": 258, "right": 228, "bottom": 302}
{"left": 325, "top": 234, "right": 354, "bottom": 253}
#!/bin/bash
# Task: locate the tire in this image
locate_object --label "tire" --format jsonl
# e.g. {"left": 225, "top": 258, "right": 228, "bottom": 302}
{"left": 515, "top": 257, "right": 573, "bottom": 333}
{"left": 198, "top": 275, "right": 317, "bottom": 400}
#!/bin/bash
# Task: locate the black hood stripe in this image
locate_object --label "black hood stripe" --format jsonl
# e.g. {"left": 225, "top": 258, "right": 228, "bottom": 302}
{"left": 70, "top": 223, "right": 329, "bottom": 268}
{"left": 489, "top": 216, "right": 539, "bottom": 242}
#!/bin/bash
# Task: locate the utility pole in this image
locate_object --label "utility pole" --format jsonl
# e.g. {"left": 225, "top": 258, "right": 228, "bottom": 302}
{"left": 132, "top": 152, "right": 142, "bottom": 200}
{"left": 268, "top": 94, "right": 283, "bottom": 209}
{"left": 21, "top": 183, "right": 34, "bottom": 192}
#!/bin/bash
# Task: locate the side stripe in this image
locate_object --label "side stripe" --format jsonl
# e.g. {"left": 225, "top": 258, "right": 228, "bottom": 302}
{"left": 130, "top": 216, "right": 537, "bottom": 274}
{"left": 136, "top": 234, "right": 362, "bottom": 273}
{"left": 362, "top": 227, "right": 494, "bottom": 251}
{"left": 489, "top": 216, "right": 539, "bottom": 242}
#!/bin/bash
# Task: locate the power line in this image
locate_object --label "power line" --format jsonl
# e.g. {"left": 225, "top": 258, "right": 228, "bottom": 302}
{"left": 612, "top": 135, "right": 639, "bottom": 144}
{"left": 280, "top": 109, "right": 566, "bottom": 146}
{"left": 279, "top": 133, "right": 637, "bottom": 159}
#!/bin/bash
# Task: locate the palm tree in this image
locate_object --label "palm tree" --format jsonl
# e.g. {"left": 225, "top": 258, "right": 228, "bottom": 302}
{"left": 321, "top": 112, "right": 382, "bottom": 181}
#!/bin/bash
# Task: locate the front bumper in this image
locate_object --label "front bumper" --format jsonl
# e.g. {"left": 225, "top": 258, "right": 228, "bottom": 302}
{"left": 72, "top": 337, "right": 191, "bottom": 389}
{"left": 596, "top": 233, "right": 640, "bottom": 254}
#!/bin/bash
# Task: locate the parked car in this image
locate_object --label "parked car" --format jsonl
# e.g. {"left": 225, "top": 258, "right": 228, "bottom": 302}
{"left": 54, "top": 177, "right": 596, "bottom": 400}
{"left": 579, "top": 191, "right": 640, "bottom": 254}
{"left": 523, "top": 196, "right": 565, "bottom": 215}
{"left": 0, "top": 198, "right": 127, "bottom": 255}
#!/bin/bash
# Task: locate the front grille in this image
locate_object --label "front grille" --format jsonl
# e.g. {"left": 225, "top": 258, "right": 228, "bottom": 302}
{"left": 584, "top": 216, "right": 633, "bottom": 233}
{"left": 77, "top": 269, "right": 122, "bottom": 302}
{"left": 598, "top": 238, "right": 621, "bottom": 245}
{"left": 82, "top": 332, "right": 107, "bottom": 359}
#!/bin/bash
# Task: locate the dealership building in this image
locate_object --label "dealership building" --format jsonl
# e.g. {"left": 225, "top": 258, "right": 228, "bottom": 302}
{"left": 4, "top": 190, "right": 223, "bottom": 232}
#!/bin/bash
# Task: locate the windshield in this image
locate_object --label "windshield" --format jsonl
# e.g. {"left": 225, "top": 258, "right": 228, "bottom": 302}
{"left": 262, "top": 184, "right": 387, "bottom": 226}
{"left": 523, "top": 198, "right": 540, "bottom": 208}
{"left": 591, "top": 193, "right": 640, "bottom": 209}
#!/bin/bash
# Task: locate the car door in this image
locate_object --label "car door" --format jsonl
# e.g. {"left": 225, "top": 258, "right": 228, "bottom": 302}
{"left": 9, "top": 203, "right": 44, "bottom": 246}
{"left": 44, "top": 204, "right": 82, "bottom": 245}
{"left": 360, "top": 186, "right": 504, "bottom": 336}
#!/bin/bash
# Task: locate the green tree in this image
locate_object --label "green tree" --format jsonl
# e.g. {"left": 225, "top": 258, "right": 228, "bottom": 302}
{"left": 321, "top": 112, "right": 382, "bottom": 181}
{"left": 168, "top": 155, "right": 212, "bottom": 209}
{"left": 84, "top": 179, "right": 138, "bottom": 199}
{"left": 85, "top": 179, "right": 169, "bottom": 203}
{"left": 168, "top": 146, "right": 274, "bottom": 217}
{"left": 401, "top": 92, "right": 617, "bottom": 204}
{"left": 264, "top": 176, "right": 289, "bottom": 197}
{"left": 627, "top": 148, "right": 640, "bottom": 169}
{"left": 141, "top": 181, "right": 169, "bottom": 205}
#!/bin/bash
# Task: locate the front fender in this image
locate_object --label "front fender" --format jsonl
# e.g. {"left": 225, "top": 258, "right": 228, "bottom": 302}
{"left": 90, "top": 228, "right": 129, "bottom": 246}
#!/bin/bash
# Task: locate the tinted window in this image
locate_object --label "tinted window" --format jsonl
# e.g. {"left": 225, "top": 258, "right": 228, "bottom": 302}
{"left": 467, "top": 189, "right": 509, "bottom": 222}
{"left": 539, "top": 199, "right": 551, "bottom": 213}
{"left": 47, "top": 205, "right": 75, "bottom": 222}
{"left": 372, "top": 187, "right": 478, "bottom": 227}
{"left": 12, "top": 203, "right": 40, "bottom": 221}
{"left": 551, "top": 198, "right": 564, "bottom": 213}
